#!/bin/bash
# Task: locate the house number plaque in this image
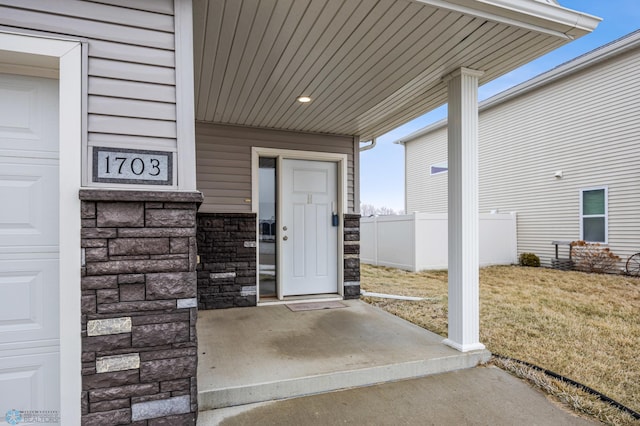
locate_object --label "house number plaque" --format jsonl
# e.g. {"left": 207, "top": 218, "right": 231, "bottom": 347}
{"left": 93, "top": 147, "right": 173, "bottom": 185}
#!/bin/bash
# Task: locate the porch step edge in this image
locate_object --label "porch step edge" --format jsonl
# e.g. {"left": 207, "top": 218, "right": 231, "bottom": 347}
{"left": 198, "top": 349, "right": 491, "bottom": 410}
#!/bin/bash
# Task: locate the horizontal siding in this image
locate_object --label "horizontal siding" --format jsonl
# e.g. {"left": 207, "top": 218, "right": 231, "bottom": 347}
{"left": 0, "top": 0, "right": 178, "bottom": 150}
{"left": 405, "top": 129, "right": 448, "bottom": 214}
{"left": 406, "top": 46, "right": 640, "bottom": 268}
{"left": 85, "top": 0, "right": 174, "bottom": 15}
{"left": 196, "top": 123, "right": 355, "bottom": 213}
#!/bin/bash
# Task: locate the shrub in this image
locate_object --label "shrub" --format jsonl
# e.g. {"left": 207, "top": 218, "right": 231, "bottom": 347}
{"left": 519, "top": 252, "right": 541, "bottom": 267}
{"left": 570, "top": 240, "right": 621, "bottom": 274}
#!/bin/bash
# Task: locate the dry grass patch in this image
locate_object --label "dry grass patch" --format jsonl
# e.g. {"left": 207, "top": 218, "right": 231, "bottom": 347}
{"left": 361, "top": 264, "right": 640, "bottom": 423}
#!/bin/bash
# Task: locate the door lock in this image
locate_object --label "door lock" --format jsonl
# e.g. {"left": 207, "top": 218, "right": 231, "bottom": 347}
{"left": 283, "top": 236, "right": 288, "bottom": 241}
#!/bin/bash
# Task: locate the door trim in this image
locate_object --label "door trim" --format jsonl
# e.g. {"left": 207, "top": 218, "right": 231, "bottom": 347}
{"left": 0, "top": 31, "right": 83, "bottom": 425}
{"left": 251, "top": 148, "right": 348, "bottom": 302}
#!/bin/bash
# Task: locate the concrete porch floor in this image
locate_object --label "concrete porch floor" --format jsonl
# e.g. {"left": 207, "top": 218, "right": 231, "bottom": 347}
{"left": 197, "top": 299, "right": 490, "bottom": 411}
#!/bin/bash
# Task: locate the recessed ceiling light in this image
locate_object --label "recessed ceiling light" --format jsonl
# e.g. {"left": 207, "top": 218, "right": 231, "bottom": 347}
{"left": 297, "top": 96, "right": 312, "bottom": 103}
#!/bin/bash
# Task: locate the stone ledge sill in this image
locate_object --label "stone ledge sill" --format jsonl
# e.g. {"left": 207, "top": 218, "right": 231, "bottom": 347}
{"left": 80, "top": 189, "right": 204, "bottom": 203}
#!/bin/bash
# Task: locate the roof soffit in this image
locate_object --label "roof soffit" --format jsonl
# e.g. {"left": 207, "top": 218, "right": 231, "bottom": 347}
{"left": 193, "top": 0, "right": 600, "bottom": 141}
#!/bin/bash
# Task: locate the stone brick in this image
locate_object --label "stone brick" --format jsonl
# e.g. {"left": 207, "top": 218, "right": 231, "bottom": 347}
{"left": 82, "top": 228, "right": 118, "bottom": 239}
{"left": 96, "top": 353, "right": 141, "bottom": 373}
{"left": 344, "top": 232, "right": 360, "bottom": 241}
{"left": 145, "top": 202, "right": 164, "bottom": 209}
{"left": 82, "top": 218, "right": 97, "bottom": 228}
{"left": 132, "top": 392, "right": 172, "bottom": 404}
{"left": 110, "top": 238, "right": 170, "bottom": 256}
{"left": 89, "top": 398, "right": 131, "bottom": 413}
{"left": 98, "top": 300, "right": 175, "bottom": 314}
{"left": 131, "top": 395, "right": 190, "bottom": 422}
{"left": 87, "top": 317, "right": 132, "bottom": 336}
{"left": 163, "top": 202, "right": 196, "bottom": 210}
{"left": 132, "top": 322, "right": 189, "bottom": 347}
{"left": 344, "top": 258, "right": 360, "bottom": 269}
{"left": 119, "top": 274, "right": 145, "bottom": 284}
{"left": 89, "top": 383, "right": 158, "bottom": 402}
{"left": 82, "top": 238, "right": 108, "bottom": 248}
{"left": 120, "top": 284, "right": 145, "bottom": 301}
{"left": 170, "top": 238, "right": 189, "bottom": 254}
{"left": 131, "top": 313, "right": 189, "bottom": 326}
{"left": 189, "top": 237, "right": 198, "bottom": 271}
{"left": 118, "top": 228, "right": 196, "bottom": 238}
{"left": 83, "top": 352, "right": 96, "bottom": 362}
{"left": 82, "top": 391, "right": 89, "bottom": 415}
{"left": 344, "top": 284, "right": 361, "bottom": 299}
{"left": 82, "top": 294, "right": 97, "bottom": 314}
{"left": 160, "top": 379, "right": 190, "bottom": 393}
{"left": 139, "top": 347, "right": 196, "bottom": 362}
{"left": 83, "top": 369, "right": 139, "bottom": 390}
{"left": 82, "top": 408, "right": 131, "bottom": 426}
{"left": 344, "top": 244, "right": 360, "bottom": 254}
{"left": 148, "top": 413, "right": 195, "bottom": 426}
{"left": 146, "top": 209, "right": 195, "bottom": 228}
{"left": 83, "top": 275, "right": 119, "bottom": 290}
{"left": 97, "top": 202, "right": 144, "bottom": 227}
{"left": 97, "top": 289, "right": 120, "bottom": 304}
{"left": 83, "top": 334, "right": 131, "bottom": 352}
{"left": 146, "top": 272, "right": 196, "bottom": 300}
{"left": 140, "top": 357, "right": 196, "bottom": 382}
{"left": 87, "top": 259, "right": 189, "bottom": 275}
{"left": 82, "top": 201, "right": 96, "bottom": 219}
{"left": 177, "top": 298, "right": 197, "bottom": 309}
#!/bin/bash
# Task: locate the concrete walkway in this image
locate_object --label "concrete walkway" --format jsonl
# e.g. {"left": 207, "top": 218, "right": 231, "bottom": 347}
{"left": 197, "top": 300, "right": 490, "bottom": 410}
{"left": 199, "top": 366, "right": 597, "bottom": 425}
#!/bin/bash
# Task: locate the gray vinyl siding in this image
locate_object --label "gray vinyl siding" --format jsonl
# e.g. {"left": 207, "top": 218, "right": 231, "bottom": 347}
{"left": 0, "top": 0, "right": 178, "bottom": 149}
{"left": 405, "top": 45, "right": 640, "bottom": 267}
{"left": 196, "top": 123, "right": 356, "bottom": 213}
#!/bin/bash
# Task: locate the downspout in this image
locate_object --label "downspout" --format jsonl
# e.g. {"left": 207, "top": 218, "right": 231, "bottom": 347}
{"left": 360, "top": 137, "right": 377, "bottom": 152}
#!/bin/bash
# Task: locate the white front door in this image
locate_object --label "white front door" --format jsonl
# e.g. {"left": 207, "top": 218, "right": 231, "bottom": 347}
{"left": 0, "top": 73, "right": 60, "bottom": 415}
{"left": 281, "top": 159, "right": 338, "bottom": 296}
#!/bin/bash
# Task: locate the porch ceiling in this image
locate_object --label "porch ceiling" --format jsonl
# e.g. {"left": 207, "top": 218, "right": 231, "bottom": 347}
{"left": 193, "top": 0, "right": 599, "bottom": 141}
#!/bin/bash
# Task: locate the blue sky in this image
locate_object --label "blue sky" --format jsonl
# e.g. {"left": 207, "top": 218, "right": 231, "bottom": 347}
{"left": 360, "top": 0, "right": 640, "bottom": 212}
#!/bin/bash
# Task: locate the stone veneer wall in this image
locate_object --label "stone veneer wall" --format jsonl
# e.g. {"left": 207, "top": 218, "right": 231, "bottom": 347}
{"left": 79, "top": 190, "right": 202, "bottom": 426}
{"left": 196, "top": 213, "right": 257, "bottom": 309}
{"left": 197, "top": 212, "right": 361, "bottom": 307}
{"left": 343, "top": 214, "right": 361, "bottom": 299}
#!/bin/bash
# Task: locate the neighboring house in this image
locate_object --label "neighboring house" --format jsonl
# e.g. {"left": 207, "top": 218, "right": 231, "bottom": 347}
{"left": 0, "top": 1, "right": 598, "bottom": 424}
{"left": 398, "top": 30, "right": 640, "bottom": 269}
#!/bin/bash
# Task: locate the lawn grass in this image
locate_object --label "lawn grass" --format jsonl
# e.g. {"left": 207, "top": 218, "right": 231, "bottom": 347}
{"left": 361, "top": 264, "right": 640, "bottom": 425}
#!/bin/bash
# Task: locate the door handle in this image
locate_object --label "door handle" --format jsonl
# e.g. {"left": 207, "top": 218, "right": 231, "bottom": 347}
{"left": 283, "top": 236, "right": 288, "bottom": 241}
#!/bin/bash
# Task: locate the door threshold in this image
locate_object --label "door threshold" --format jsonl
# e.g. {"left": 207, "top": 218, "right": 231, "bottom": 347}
{"left": 258, "top": 294, "right": 342, "bottom": 306}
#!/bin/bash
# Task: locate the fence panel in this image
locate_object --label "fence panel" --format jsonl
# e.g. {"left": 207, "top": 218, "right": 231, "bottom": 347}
{"left": 361, "top": 213, "right": 517, "bottom": 271}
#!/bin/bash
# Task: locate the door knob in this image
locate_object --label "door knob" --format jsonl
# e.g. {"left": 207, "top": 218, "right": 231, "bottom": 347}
{"left": 283, "top": 226, "right": 288, "bottom": 231}
{"left": 283, "top": 236, "right": 288, "bottom": 241}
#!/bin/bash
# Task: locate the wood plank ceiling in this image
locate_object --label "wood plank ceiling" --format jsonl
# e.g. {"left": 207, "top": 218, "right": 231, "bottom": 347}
{"left": 193, "top": 0, "right": 576, "bottom": 141}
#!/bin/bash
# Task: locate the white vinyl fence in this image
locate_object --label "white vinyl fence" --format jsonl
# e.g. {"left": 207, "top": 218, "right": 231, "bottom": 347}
{"left": 360, "top": 212, "right": 517, "bottom": 271}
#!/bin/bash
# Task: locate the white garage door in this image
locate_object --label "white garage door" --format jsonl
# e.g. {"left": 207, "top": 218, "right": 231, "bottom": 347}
{"left": 0, "top": 73, "right": 60, "bottom": 416}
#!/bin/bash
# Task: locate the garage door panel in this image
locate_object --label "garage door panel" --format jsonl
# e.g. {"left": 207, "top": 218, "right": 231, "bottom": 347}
{"left": 0, "top": 73, "right": 58, "bottom": 152}
{"left": 0, "top": 71, "right": 60, "bottom": 414}
{"left": 0, "top": 159, "right": 58, "bottom": 247}
{"left": 0, "top": 258, "right": 59, "bottom": 345}
{"left": 0, "top": 351, "right": 60, "bottom": 412}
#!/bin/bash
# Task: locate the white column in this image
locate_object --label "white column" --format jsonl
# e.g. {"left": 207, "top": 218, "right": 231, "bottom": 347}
{"left": 443, "top": 68, "right": 486, "bottom": 352}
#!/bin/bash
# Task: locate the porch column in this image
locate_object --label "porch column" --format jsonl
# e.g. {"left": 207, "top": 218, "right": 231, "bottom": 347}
{"left": 443, "top": 68, "right": 486, "bottom": 352}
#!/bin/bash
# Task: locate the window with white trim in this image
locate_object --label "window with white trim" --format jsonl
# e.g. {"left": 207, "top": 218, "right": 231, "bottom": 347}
{"left": 580, "top": 187, "right": 607, "bottom": 243}
{"left": 430, "top": 161, "right": 448, "bottom": 175}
